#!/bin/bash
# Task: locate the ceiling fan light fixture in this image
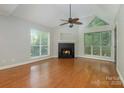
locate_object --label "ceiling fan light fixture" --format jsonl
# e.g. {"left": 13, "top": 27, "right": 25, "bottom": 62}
{"left": 69, "top": 24, "right": 73, "bottom": 28}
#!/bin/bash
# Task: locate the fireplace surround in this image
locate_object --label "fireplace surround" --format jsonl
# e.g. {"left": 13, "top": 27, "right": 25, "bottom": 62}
{"left": 58, "top": 43, "right": 74, "bottom": 58}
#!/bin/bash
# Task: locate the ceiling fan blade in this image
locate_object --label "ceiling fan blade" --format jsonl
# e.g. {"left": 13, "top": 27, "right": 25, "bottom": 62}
{"left": 72, "top": 18, "right": 79, "bottom": 21}
{"left": 59, "top": 23, "right": 68, "bottom": 26}
{"left": 74, "top": 22, "right": 83, "bottom": 25}
{"left": 73, "top": 18, "right": 79, "bottom": 20}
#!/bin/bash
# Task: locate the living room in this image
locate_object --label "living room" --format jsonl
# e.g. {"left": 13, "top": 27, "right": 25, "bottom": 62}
{"left": 0, "top": 4, "right": 124, "bottom": 88}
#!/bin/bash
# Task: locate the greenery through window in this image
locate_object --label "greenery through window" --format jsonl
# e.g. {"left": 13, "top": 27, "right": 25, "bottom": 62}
{"left": 87, "top": 16, "right": 109, "bottom": 27}
{"left": 31, "top": 29, "right": 49, "bottom": 57}
{"left": 84, "top": 31, "right": 111, "bottom": 57}
{"left": 101, "top": 31, "right": 111, "bottom": 56}
{"left": 93, "top": 32, "right": 100, "bottom": 55}
{"left": 84, "top": 33, "right": 92, "bottom": 55}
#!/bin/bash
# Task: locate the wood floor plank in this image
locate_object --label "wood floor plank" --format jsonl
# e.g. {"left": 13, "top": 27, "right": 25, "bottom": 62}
{"left": 0, "top": 58, "right": 123, "bottom": 88}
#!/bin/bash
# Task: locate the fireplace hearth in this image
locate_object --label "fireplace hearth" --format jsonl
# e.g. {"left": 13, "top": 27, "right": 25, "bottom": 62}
{"left": 58, "top": 43, "right": 74, "bottom": 58}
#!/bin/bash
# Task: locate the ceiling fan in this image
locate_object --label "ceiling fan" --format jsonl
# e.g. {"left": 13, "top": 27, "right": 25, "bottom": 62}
{"left": 60, "top": 4, "right": 83, "bottom": 28}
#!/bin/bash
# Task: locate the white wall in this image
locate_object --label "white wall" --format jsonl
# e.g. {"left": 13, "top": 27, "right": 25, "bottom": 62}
{"left": 116, "top": 5, "right": 124, "bottom": 84}
{"left": 0, "top": 15, "right": 52, "bottom": 68}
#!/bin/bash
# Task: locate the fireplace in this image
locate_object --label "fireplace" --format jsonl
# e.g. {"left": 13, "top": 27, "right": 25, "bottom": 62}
{"left": 58, "top": 43, "right": 74, "bottom": 58}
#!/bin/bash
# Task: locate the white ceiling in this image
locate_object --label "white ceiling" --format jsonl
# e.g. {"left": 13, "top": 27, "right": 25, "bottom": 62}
{"left": 0, "top": 4, "right": 120, "bottom": 28}
{"left": 0, "top": 4, "right": 18, "bottom": 15}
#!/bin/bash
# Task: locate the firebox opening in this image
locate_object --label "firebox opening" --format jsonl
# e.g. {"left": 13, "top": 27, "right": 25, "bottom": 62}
{"left": 62, "top": 49, "right": 71, "bottom": 55}
{"left": 58, "top": 43, "right": 74, "bottom": 58}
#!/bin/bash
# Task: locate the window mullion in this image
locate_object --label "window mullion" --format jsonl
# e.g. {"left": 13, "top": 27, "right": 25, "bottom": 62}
{"left": 40, "top": 32, "right": 42, "bottom": 56}
{"left": 100, "top": 32, "right": 102, "bottom": 56}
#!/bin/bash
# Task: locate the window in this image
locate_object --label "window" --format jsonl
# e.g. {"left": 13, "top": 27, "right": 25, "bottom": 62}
{"left": 101, "top": 31, "right": 111, "bottom": 57}
{"left": 84, "top": 33, "right": 92, "bottom": 55}
{"left": 31, "top": 29, "right": 49, "bottom": 57}
{"left": 84, "top": 31, "right": 111, "bottom": 57}
{"left": 92, "top": 32, "right": 101, "bottom": 56}
{"left": 87, "top": 16, "right": 109, "bottom": 27}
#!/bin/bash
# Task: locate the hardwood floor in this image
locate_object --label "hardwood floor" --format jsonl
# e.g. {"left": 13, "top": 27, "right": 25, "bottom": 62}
{"left": 0, "top": 58, "right": 123, "bottom": 88}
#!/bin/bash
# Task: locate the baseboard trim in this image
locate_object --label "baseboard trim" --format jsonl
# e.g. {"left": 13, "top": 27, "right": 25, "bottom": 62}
{"left": 116, "top": 66, "right": 124, "bottom": 85}
{"left": 51, "top": 56, "right": 58, "bottom": 58}
{"left": 51, "top": 55, "right": 81, "bottom": 58}
{"left": 79, "top": 56, "right": 114, "bottom": 62}
{"left": 0, "top": 56, "right": 52, "bottom": 70}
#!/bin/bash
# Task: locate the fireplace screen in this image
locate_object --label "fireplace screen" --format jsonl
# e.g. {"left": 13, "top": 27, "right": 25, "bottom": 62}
{"left": 62, "top": 49, "right": 71, "bottom": 55}
{"left": 58, "top": 43, "right": 74, "bottom": 58}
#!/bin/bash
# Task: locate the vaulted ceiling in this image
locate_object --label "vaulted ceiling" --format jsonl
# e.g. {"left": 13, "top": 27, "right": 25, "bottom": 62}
{"left": 0, "top": 4, "right": 120, "bottom": 28}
